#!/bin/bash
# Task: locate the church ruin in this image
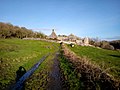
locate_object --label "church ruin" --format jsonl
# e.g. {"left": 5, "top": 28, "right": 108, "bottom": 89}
{"left": 47, "top": 29, "right": 57, "bottom": 39}
{"left": 48, "top": 30, "right": 90, "bottom": 46}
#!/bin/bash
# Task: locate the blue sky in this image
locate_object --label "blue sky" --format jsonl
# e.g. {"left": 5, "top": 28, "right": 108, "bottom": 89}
{"left": 0, "top": 0, "right": 120, "bottom": 40}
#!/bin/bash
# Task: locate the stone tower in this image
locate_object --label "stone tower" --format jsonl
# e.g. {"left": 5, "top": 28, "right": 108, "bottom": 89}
{"left": 84, "top": 37, "right": 89, "bottom": 45}
{"left": 48, "top": 29, "right": 57, "bottom": 39}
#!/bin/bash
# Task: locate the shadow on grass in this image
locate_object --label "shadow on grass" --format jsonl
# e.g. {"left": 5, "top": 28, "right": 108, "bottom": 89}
{"left": 7, "top": 66, "right": 26, "bottom": 90}
{"left": 109, "top": 55, "right": 120, "bottom": 58}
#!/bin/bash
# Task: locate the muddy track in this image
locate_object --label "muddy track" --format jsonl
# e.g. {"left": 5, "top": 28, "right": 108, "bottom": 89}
{"left": 46, "top": 52, "right": 62, "bottom": 90}
{"left": 61, "top": 45, "right": 120, "bottom": 89}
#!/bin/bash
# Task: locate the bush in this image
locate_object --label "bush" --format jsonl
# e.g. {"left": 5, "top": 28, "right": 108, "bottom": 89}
{"left": 110, "top": 40, "right": 120, "bottom": 49}
{"left": 101, "top": 44, "right": 114, "bottom": 50}
{"left": 94, "top": 42, "right": 101, "bottom": 47}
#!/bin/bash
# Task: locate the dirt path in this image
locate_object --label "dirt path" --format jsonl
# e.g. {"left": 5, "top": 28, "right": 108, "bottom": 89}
{"left": 47, "top": 52, "right": 62, "bottom": 90}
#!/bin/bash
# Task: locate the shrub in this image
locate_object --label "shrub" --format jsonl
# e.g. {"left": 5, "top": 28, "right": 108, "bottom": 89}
{"left": 101, "top": 44, "right": 114, "bottom": 50}
{"left": 110, "top": 40, "right": 120, "bottom": 49}
{"left": 94, "top": 42, "right": 101, "bottom": 47}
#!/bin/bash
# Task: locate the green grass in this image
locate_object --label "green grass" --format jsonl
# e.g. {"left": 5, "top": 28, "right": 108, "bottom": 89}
{"left": 25, "top": 52, "right": 57, "bottom": 90}
{"left": 59, "top": 50, "right": 82, "bottom": 90}
{"left": 0, "top": 39, "right": 59, "bottom": 89}
{"left": 68, "top": 45, "right": 120, "bottom": 79}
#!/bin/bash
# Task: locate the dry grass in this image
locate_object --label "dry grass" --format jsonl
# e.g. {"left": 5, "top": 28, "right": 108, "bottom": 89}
{"left": 61, "top": 44, "right": 120, "bottom": 89}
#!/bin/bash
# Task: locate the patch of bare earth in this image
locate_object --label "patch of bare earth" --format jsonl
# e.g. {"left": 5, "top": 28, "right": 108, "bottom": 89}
{"left": 62, "top": 45, "right": 120, "bottom": 89}
{"left": 46, "top": 52, "right": 63, "bottom": 90}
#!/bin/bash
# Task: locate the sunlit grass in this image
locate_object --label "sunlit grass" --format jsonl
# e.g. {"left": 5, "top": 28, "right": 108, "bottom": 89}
{"left": 0, "top": 39, "right": 59, "bottom": 89}
{"left": 68, "top": 45, "right": 120, "bottom": 79}
{"left": 59, "top": 50, "right": 81, "bottom": 89}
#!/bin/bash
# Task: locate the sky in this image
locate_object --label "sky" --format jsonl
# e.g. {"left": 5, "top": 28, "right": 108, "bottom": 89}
{"left": 0, "top": 0, "right": 120, "bottom": 40}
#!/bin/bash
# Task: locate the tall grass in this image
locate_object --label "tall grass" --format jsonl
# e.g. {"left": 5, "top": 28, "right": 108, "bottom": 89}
{"left": 68, "top": 45, "right": 120, "bottom": 79}
{"left": 59, "top": 50, "right": 81, "bottom": 90}
{"left": 62, "top": 45, "right": 120, "bottom": 89}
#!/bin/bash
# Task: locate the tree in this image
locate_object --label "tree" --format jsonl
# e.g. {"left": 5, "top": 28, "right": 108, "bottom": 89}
{"left": 0, "top": 22, "right": 46, "bottom": 39}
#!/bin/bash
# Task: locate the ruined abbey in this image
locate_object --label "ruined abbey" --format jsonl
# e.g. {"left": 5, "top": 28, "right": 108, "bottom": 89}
{"left": 48, "top": 29, "right": 90, "bottom": 46}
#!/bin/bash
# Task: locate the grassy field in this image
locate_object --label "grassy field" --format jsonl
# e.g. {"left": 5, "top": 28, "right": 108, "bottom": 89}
{"left": 68, "top": 45, "right": 120, "bottom": 79}
{"left": 0, "top": 39, "right": 59, "bottom": 89}
{"left": 1, "top": 39, "right": 119, "bottom": 89}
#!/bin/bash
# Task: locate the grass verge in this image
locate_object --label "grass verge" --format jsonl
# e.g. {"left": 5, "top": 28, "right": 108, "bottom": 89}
{"left": 59, "top": 49, "right": 82, "bottom": 90}
{"left": 60, "top": 45, "right": 120, "bottom": 89}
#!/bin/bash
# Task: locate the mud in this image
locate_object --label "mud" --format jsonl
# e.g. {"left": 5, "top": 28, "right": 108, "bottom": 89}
{"left": 47, "top": 52, "right": 62, "bottom": 90}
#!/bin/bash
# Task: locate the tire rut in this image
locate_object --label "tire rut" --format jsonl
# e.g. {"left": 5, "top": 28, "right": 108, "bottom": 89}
{"left": 47, "top": 52, "right": 62, "bottom": 90}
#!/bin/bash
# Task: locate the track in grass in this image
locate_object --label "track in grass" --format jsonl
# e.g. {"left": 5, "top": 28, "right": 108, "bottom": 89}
{"left": 46, "top": 52, "right": 62, "bottom": 90}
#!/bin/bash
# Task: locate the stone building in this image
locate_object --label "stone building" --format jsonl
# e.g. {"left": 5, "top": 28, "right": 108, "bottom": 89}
{"left": 83, "top": 37, "right": 89, "bottom": 45}
{"left": 47, "top": 29, "right": 57, "bottom": 39}
{"left": 48, "top": 30, "right": 90, "bottom": 46}
{"left": 57, "top": 36, "right": 68, "bottom": 41}
{"left": 67, "top": 34, "right": 77, "bottom": 42}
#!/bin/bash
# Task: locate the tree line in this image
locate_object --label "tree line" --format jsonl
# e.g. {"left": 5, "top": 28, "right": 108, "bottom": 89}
{"left": 0, "top": 22, "right": 47, "bottom": 39}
